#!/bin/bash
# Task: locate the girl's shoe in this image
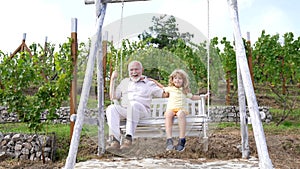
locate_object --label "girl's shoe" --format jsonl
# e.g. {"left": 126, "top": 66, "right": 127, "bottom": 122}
{"left": 166, "top": 138, "right": 174, "bottom": 151}
{"left": 175, "top": 138, "right": 186, "bottom": 152}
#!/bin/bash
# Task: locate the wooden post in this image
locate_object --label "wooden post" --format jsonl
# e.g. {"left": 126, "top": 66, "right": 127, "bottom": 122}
{"left": 40, "top": 36, "right": 48, "bottom": 68}
{"left": 44, "top": 36, "right": 48, "bottom": 55}
{"left": 109, "top": 36, "right": 114, "bottom": 80}
{"left": 95, "top": 4, "right": 107, "bottom": 154}
{"left": 246, "top": 32, "right": 254, "bottom": 89}
{"left": 281, "top": 57, "right": 286, "bottom": 95}
{"left": 236, "top": 48, "right": 250, "bottom": 159}
{"left": 10, "top": 33, "right": 32, "bottom": 58}
{"left": 70, "top": 18, "right": 78, "bottom": 142}
{"left": 64, "top": 2, "right": 107, "bottom": 168}
{"left": 85, "top": 0, "right": 150, "bottom": 4}
{"left": 227, "top": 0, "right": 273, "bottom": 168}
{"left": 102, "top": 32, "right": 108, "bottom": 92}
{"left": 226, "top": 71, "right": 231, "bottom": 105}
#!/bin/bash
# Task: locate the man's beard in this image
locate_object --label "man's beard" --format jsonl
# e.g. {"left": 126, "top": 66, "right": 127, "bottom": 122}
{"left": 130, "top": 76, "right": 141, "bottom": 82}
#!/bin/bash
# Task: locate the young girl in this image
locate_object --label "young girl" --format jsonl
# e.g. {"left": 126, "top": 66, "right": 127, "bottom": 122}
{"left": 153, "top": 69, "right": 203, "bottom": 151}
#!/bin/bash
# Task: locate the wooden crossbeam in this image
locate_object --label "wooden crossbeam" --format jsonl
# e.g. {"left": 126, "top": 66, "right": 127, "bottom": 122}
{"left": 85, "top": 0, "right": 149, "bottom": 4}
{"left": 102, "top": 0, "right": 149, "bottom": 3}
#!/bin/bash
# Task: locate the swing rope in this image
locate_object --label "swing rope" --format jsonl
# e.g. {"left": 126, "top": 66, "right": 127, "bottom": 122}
{"left": 118, "top": 0, "right": 125, "bottom": 79}
{"left": 111, "top": 0, "right": 124, "bottom": 105}
{"left": 207, "top": 0, "right": 210, "bottom": 118}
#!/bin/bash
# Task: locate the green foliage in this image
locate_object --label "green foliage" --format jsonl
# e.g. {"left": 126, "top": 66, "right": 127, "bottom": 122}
{"left": 253, "top": 30, "right": 300, "bottom": 85}
{"left": 252, "top": 30, "right": 300, "bottom": 124}
{"left": 216, "top": 122, "right": 300, "bottom": 135}
{"left": 211, "top": 37, "right": 238, "bottom": 90}
{"left": 0, "top": 122, "right": 70, "bottom": 136}
{"left": 168, "top": 39, "right": 207, "bottom": 91}
{"left": 262, "top": 122, "right": 300, "bottom": 135}
{"left": 216, "top": 122, "right": 239, "bottom": 128}
{"left": 0, "top": 40, "right": 73, "bottom": 132}
{"left": 253, "top": 30, "right": 282, "bottom": 84}
{"left": 209, "top": 31, "right": 299, "bottom": 125}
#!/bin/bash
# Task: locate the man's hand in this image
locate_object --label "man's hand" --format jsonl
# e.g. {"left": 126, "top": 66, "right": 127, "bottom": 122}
{"left": 110, "top": 70, "right": 118, "bottom": 100}
{"left": 111, "top": 70, "right": 118, "bottom": 80}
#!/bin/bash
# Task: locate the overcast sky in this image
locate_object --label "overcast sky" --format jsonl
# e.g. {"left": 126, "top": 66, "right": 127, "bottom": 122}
{"left": 0, "top": 0, "right": 299, "bottom": 54}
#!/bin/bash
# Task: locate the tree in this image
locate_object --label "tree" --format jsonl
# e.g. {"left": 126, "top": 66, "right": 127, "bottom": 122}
{"left": 138, "top": 14, "right": 194, "bottom": 49}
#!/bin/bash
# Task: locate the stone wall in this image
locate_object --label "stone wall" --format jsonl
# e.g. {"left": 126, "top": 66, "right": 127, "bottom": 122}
{"left": 209, "top": 106, "right": 272, "bottom": 123}
{"left": 0, "top": 106, "right": 272, "bottom": 124}
{"left": 0, "top": 106, "right": 97, "bottom": 124}
{"left": 0, "top": 132, "right": 55, "bottom": 161}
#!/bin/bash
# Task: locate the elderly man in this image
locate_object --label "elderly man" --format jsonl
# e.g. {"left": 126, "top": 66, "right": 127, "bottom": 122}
{"left": 106, "top": 60, "right": 165, "bottom": 150}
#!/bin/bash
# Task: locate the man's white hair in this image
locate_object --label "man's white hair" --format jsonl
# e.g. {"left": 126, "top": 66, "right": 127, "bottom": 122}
{"left": 128, "top": 60, "right": 143, "bottom": 70}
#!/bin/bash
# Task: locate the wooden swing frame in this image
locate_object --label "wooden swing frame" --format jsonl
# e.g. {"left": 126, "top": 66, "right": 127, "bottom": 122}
{"left": 65, "top": 1, "right": 273, "bottom": 168}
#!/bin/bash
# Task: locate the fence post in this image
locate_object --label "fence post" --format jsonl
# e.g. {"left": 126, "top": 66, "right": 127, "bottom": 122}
{"left": 102, "top": 31, "right": 108, "bottom": 92}
{"left": 70, "top": 18, "right": 78, "bottom": 142}
{"left": 246, "top": 32, "right": 254, "bottom": 89}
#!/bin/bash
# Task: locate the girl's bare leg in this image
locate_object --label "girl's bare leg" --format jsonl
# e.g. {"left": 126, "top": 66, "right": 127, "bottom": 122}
{"left": 165, "top": 110, "right": 174, "bottom": 138}
{"left": 177, "top": 110, "right": 186, "bottom": 138}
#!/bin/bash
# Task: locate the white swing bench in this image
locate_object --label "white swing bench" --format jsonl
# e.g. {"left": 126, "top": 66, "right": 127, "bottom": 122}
{"left": 119, "top": 94, "right": 209, "bottom": 139}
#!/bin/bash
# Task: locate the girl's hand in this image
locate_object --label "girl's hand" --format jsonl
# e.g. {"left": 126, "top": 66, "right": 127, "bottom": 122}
{"left": 149, "top": 78, "right": 164, "bottom": 88}
{"left": 203, "top": 92, "right": 211, "bottom": 99}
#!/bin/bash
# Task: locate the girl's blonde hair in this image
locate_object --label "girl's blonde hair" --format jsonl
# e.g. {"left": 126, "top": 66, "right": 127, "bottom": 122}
{"left": 168, "top": 69, "right": 190, "bottom": 94}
